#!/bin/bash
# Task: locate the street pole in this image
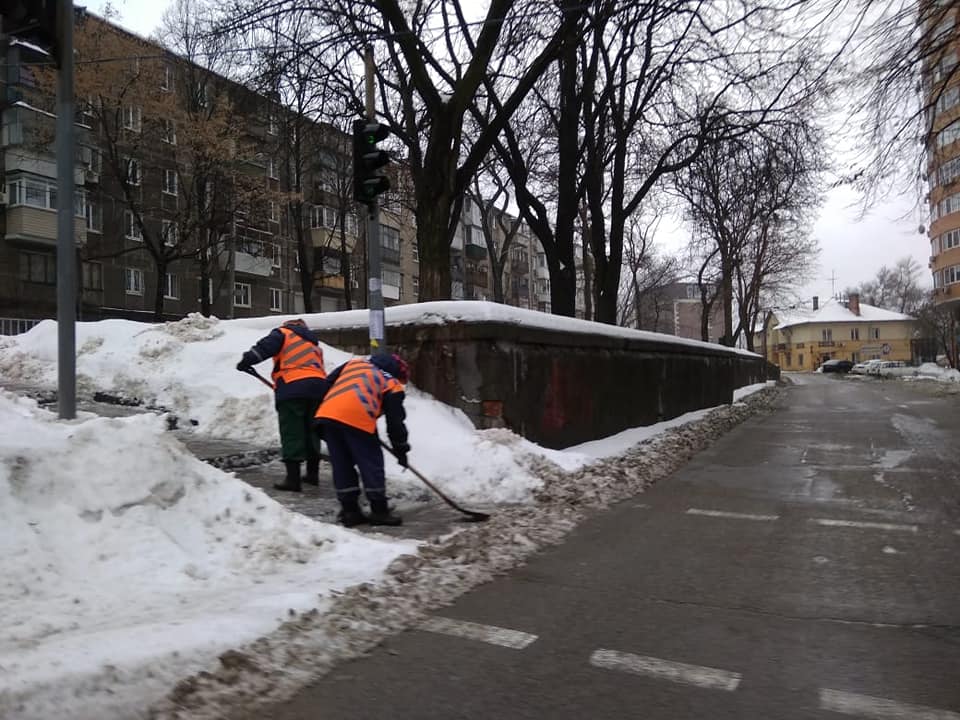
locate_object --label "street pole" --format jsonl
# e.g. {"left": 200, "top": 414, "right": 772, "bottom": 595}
{"left": 364, "top": 45, "right": 385, "bottom": 356}
{"left": 55, "top": 0, "right": 76, "bottom": 419}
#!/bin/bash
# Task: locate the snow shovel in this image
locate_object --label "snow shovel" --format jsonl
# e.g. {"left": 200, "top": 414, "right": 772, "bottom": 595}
{"left": 242, "top": 366, "right": 275, "bottom": 390}
{"left": 380, "top": 440, "right": 490, "bottom": 523}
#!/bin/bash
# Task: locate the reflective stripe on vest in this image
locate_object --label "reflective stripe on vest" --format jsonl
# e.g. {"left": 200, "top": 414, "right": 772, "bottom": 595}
{"left": 271, "top": 327, "right": 326, "bottom": 385}
{"left": 315, "top": 358, "right": 403, "bottom": 433}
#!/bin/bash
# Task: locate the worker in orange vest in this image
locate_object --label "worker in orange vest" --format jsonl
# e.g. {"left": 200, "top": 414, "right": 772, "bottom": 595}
{"left": 237, "top": 318, "right": 329, "bottom": 492}
{"left": 314, "top": 353, "right": 410, "bottom": 527}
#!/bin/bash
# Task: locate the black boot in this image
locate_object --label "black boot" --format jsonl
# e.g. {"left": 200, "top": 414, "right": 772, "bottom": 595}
{"left": 274, "top": 461, "right": 302, "bottom": 492}
{"left": 302, "top": 457, "right": 320, "bottom": 486}
{"left": 337, "top": 499, "right": 368, "bottom": 528}
{"left": 368, "top": 498, "right": 402, "bottom": 526}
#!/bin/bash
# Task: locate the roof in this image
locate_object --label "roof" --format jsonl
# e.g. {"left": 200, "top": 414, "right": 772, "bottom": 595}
{"left": 772, "top": 298, "right": 915, "bottom": 330}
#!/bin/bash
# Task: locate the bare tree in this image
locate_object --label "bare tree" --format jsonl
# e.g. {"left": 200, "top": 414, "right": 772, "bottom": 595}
{"left": 467, "top": 165, "right": 522, "bottom": 304}
{"left": 848, "top": 256, "right": 927, "bottom": 314}
{"left": 915, "top": 296, "right": 959, "bottom": 368}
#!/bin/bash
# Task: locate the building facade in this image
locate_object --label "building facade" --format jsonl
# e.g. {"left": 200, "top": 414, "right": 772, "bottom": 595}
{"left": 926, "top": 1, "right": 960, "bottom": 313}
{"left": 761, "top": 295, "right": 917, "bottom": 371}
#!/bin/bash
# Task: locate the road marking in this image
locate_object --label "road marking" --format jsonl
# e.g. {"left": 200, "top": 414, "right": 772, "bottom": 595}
{"left": 419, "top": 616, "right": 537, "bottom": 649}
{"left": 589, "top": 649, "right": 741, "bottom": 691}
{"left": 820, "top": 688, "right": 960, "bottom": 720}
{"left": 810, "top": 518, "right": 918, "bottom": 533}
{"left": 686, "top": 508, "right": 779, "bottom": 521}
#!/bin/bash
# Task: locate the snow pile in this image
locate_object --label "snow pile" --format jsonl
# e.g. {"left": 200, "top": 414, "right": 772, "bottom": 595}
{"left": 0, "top": 392, "right": 415, "bottom": 720}
{"left": 911, "top": 362, "right": 960, "bottom": 383}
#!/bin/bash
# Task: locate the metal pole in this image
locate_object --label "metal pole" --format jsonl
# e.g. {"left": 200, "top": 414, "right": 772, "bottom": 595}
{"left": 227, "top": 217, "right": 236, "bottom": 319}
{"left": 364, "top": 45, "right": 385, "bottom": 355}
{"left": 56, "top": 0, "right": 76, "bottom": 419}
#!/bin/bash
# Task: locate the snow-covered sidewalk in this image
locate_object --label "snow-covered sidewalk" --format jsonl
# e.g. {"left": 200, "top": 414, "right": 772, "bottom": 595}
{"left": 0, "top": 313, "right": 777, "bottom": 720}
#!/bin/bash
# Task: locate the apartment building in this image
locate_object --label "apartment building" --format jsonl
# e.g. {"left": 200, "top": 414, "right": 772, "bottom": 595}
{"left": 926, "top": 1, "right": 960, "bottom": 312}
{"left": 0, "top": 12, "right": 385, "bottom": 330}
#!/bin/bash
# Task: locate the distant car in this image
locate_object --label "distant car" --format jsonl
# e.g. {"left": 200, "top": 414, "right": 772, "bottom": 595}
{"left": 821, "top": 359, "right": 854, "bottom": 373}
{"left": 875, "top": 360, "right": 907, "bottom": 376}
{"left": 854, "top": 359, "right": 884, "bottom": 375}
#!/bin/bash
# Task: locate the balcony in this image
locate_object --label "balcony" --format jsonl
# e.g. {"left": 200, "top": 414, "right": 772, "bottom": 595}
{"left": 466, "top": 270, "right": 488, "bottom": 288}
{"left": 220, "top": 249, "right": 272, "bottom": 277}
{"left": 381, "top": 246, "right": 400, "bottom": 265}
{"left": 535, "top": 265, "right": 549, "bottom": 280}
{"left": 511, "top": 257, "right": 530, "bottom": 274}
{"left": 4, "top": 206, "right": 86, "bottom": 247}
{"left": 817, "top": 341, "right": 836, "bottom": 347}
{"left": 465, "top": 242, "right": 487, "bottom": 261}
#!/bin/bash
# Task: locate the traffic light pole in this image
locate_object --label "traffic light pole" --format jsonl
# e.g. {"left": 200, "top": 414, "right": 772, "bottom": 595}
{"left": 55, "top": 0, "right": 76, "bottom": 419}
{"left": 364, "top": 46, "right": 385, "bottom": 356}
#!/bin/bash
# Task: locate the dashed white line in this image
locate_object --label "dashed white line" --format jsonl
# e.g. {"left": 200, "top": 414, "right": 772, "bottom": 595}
{"left": 589, "top": 649, "right": 741, "bottom": 691}
{"left": 810, "top": 518, "right": 918, "bottom": 533}
{"left": 820, "top": 688, "right": 960, "bottom": 720}
{"left": 686, "top": 508, "right": 779, "bottom": 522}
{"left": 418, "top": 616, "right": 538, "bottom": 649}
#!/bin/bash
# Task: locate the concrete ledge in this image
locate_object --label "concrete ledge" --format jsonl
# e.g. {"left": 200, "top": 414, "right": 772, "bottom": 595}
{"left": 315, "top": 317, "right": 777, "bottom": 450}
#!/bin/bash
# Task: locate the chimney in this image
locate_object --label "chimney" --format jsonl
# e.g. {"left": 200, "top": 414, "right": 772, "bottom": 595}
{"left": 813, "top": 296, "right": 819, "bottom": 311}
{"left": 848, "top": 292, "right": 860, "bottom": 316}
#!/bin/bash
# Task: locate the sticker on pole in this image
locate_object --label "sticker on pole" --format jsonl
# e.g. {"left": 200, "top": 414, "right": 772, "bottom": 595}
{"left": 369, "top": 278, "right": 381, "bottom": 292}
{"left": 370, "top": 309, "right": 384, "bottom": 340}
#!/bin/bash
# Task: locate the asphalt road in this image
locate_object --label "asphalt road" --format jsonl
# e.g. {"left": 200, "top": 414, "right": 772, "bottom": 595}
{"left": 256, "top": 374, "right": 960, "bottom": 720}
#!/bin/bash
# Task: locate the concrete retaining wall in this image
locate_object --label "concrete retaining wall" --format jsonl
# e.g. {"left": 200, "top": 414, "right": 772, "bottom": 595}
{"left": 316, "top": 319, "right": 778, "bottom": 450}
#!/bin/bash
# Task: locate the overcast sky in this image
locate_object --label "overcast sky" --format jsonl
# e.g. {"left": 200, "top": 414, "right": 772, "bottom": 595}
{"left": 96, "top": 0, "right": 933, "bottom": 308}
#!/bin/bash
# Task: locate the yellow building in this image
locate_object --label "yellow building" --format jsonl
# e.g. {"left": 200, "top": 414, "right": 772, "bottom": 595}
{"left": 760, "top": 295, "right": 918, "bottom": 372}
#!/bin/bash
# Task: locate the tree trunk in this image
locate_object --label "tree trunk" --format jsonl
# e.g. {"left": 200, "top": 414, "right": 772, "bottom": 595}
{"left": 415, "top": 190, "right": 454, "bottom": 300}
{"left": 293, "top": 202, "right": 314, "bottom": 314}
{"left": 153, "top": 252, "right": 167, "bottom": 322}
{"left": 721, "top": 255, "right": 735, "bottom": 345}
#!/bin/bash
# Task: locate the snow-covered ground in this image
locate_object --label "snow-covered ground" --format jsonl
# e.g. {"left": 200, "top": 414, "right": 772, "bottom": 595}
{"left": 0, "top": 310, "right": 774, "bottom": 720}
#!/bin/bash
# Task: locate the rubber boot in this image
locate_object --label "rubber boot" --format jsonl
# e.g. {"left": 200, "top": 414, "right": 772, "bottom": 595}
{"left": 273, "top": 460, "right": 302, "bottom": 492}
{"left": 368, "top": 497, "right": 402, "bottom": 526}
{"left": 337, "top": 498, "right": 368, "bottom": 528}
{"left": 302, "top": 457, "right": 320, "bottom": 486}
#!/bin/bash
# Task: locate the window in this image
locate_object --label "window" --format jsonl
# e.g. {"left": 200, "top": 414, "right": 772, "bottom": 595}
{"left": 937, "top": 120, "right": 960, "bottom": 149}
{"left": 294, "top": 249, "right": 301, "bottom": 272}
{"left": 164, "top": 273, "right": 180, "bottom": 299}
{"left": 798, "top": 354, "right": 804, "bottom": 367}
{"left": 270, "top": 287, "right": 282, "bottom": 311}
{"left": 161, "top": 64, "right": 174, "bottom": 92}
{"left": 7, "top": 176, "right": 85, "bottom": 215}
{"left": 941, "top": 228, "right": 960, "bottom": 251}
{"left": 412, "top": 242, "right": 419, "bottom": 262}
{"left": 89, "top": 147, "right": 102, "bottom": 174}
{"left": 161, "top": 119, "right": 177, "bottom": 145}
{"left": 850, "top": 327, "right": 859, "bottom": 340}
{"left": 412, "top": 276, "right": 419, "bottom": 297}
{"left": 381, "top": 225, "right": 400, "bottom": 252}
{"left": 871, "top": 327, "right": 880, "bottom": 340}
{"left": 85, "top": 201, "right": 102, "bottom": 232}
{"left": 269, "top": 201, "right": 279, "bottom": 223}
{"left": 935, "top": 85, "right": 960, "bottom": 116}
{"left": 124, "top": 157, "right": 141, "bottom": 186}
{"left": 122, "top": 106, "right": 142, "bottom": 132}
{"left": 195, "top": 82, "right": 208, "bottom": 108}
{"left": 82, "top": 261, "right": 103, "bottom": 290}
{"left": 125, "top": 268, "right": 145, "bottom": 295}
{"left": 20, "top": 251, "right": 56, "bottom": 284}
{"left": 931, "top": 52, "right": 958, "bottom": 84}
{"left": 162, "top": 220, "right": 178, "bottom": 246}
{"left": 124, "top": 211, "right": 142, "bottom": 241}
{"left": 821, "top": 328, "right": 833, "bottom": 341}
{"left": 324, "top": 206, "right": 337, "bottom": 229}
{"left": 162, "top": 168, "right": 178, "bottom": 196}
{"left": 266, "top": 157, "right": 277, "bottom": 179}
{"left": 267, "top": 110, "right": 278, "bottom": 135}
{"left": 309, "top": 206, "right": 322, "bottom": 229}
{"left": 945, "top": 264, "right": 960, "bottom": 285}
{"left": 935, "top": 192, "right": 960, "bottom": 220}
{"left": 272, "top": 243, "right": 281, "bottom": 268}
{"left": 939, "top": 156, "right": 960, "bottom": 186}
{"left": 234, "top": 282, "right": 251, "bottom": 307}
{"left": 78, "top": 98, "right": 95, "bottom": 128}
{"left": 382, "top": 269, "right": 401, "bottom": 287}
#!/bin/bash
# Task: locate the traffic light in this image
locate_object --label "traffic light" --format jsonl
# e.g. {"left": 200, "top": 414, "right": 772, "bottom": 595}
{"left": 0, "top": 0, "right": 58, "bottom": 56}
{"left": 353, "top": 118, "right": 391, "bottom": 206}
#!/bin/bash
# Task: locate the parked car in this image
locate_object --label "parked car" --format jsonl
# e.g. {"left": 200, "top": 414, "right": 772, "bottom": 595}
{"left": 853, "top": 359, "right": 884, "bottom": 375}
{"left": 821, "top": 359, "right": 854, "bottom": 373}
{"left": 875, "top": 360, "right": 907, "bottom": 376}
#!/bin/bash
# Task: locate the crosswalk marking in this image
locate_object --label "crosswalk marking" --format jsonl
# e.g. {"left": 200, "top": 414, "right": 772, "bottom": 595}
{"left": 686, "top": 508, "right": 779, "bottom": 521}
{"left": 418, "top": 616, "right": 538, "bottom": 649}
{"left": 820, "top": 688, "right": 960, "bottom": 720}
{"left": 810, "top": 518, "right": 918, "bottom": 533}
{"left": 589, "top": 649, "right": 741, "bottom": 691}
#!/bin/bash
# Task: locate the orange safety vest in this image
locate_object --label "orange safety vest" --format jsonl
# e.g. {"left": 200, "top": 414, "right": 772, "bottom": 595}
{"left": 271, "top": 326, "right": 326, "bottom": 385}
{"left": 315, "top": 358, "right": 404, "bottom": 433}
